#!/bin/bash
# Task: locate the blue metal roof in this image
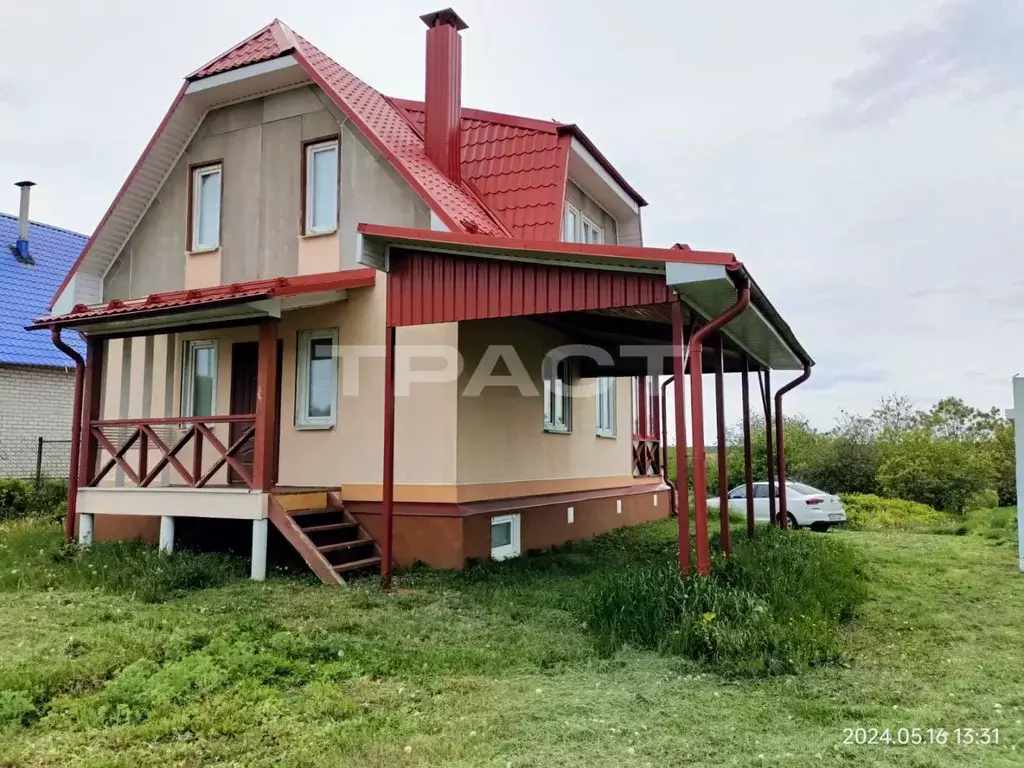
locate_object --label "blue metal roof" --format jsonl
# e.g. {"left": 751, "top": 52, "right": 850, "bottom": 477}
{"left": 0, "top": 212, "right": 87, "bottom": 366}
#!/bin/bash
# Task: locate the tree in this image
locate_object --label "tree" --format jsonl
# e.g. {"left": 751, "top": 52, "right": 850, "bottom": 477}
{"left": 987, "top": 420, "right": 1016, "bottom": 506}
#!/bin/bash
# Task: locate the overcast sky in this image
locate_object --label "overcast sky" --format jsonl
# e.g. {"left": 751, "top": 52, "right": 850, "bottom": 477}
{"left": 2, "top": 0, "right": 1022, "bottom": 430}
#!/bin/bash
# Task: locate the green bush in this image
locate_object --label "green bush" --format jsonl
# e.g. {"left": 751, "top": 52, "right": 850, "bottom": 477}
{"left": 0, "top": 477, "right": 68, "bottom": 520}
{"left": 580, "top": 526, "right": 866, "bottom": 677}
{"left": 0, "top": 517, "right": 245, "bottom": 602}
{"left": 965, "top": 489, "right": 1000, "bottom": 512}
{"left": 963, "top": 507, "right": 1018, "bottom": 545}
{"left": 840, "top": 494, "right": 948, "bottom": 531}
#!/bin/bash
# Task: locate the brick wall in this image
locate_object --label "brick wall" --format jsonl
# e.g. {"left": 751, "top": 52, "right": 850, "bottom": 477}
{"left": 0, "top": 364, "right": 76, "bottom": 478}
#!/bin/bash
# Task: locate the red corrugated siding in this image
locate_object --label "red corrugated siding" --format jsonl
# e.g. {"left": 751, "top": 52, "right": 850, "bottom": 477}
{"left": 387, "top": 250, "right": 673, "bottom": 326}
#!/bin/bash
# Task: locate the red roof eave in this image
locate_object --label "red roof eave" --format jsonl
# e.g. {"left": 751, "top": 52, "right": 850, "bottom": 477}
{"left": 356, "top": 223, "right": 735, "bottom": 267}
{"left": 32, "top": 268, "right": 376, "bottom": 330}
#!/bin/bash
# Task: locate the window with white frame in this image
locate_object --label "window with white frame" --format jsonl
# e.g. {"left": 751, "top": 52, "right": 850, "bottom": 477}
{"left": 543, "top": 357, "right": 573, "bottom": 433}
{"left": 190, "top": 164, "right": 222, "bottom": 251}
{"left": 563, "top": 203, "right": 580, "bottom": 242}
{"left": 595, "top": 376, "right": 616, "bottom": 437}
{"left": 581, "top": 214, "right": 604, "bottom": 244}
{"left": 182, "top": 340, "right": 218, "bottom": 417}
{"left": 296, "top": 329, "right": 338, "bottom": 428}
{"left": 490, "top": 513, "right": 521, "bottom": 560}
{"left": 304, "top": 139, "right": 339, "bottom": 235}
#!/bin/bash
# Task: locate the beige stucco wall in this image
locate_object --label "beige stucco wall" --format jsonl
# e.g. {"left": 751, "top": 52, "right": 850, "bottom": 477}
{"left": 455, "top": 317, "right": 632, "bottom": 487}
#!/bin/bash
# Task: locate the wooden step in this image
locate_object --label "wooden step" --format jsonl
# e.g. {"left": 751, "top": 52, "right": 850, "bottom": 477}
{"left": 300, "top": 521, "right": 358, "bottom": 534}
{"left": 333, "top": 556, "right": 382, "bottom": 574}
{"left": 317, "top": 537, "right": 374, "bottom": 553}
{"left": 289, "top": 507, "right": 338, "bottom": 517}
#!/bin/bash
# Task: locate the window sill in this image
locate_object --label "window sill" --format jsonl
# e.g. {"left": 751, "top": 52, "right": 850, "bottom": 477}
{"left": 294, "top": 422, "right": 336, "bottom": 431}
{"left": 543, "top": 426, "right": 572, "bottom": 435}
{"left": 301, "top": 228, "right": 338, "bottom": 239}
{"left": 596, "top": 431, "right": 617, "bottom": 439}
{"left": 187, "top": 246, "right": 220, "bottom": 256}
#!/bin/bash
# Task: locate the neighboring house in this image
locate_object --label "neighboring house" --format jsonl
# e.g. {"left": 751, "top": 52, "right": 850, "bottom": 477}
{"left": 32, "top": 10, "right": 812, "bottom": 583}
{"left": 0, "top": 192, "right": 86, "bottom": 478}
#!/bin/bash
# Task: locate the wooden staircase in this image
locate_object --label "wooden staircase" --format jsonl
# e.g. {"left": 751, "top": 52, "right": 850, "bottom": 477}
{"left": 268, "top": 490, "right": 381, "bottom": 585}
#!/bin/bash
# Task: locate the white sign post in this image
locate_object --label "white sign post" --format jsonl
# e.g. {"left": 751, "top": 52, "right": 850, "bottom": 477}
{"left": 1012, "top": 376, "right": 1024, "bottom": 573}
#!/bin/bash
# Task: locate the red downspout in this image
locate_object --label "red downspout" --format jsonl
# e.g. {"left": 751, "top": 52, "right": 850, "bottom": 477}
{"left": 660, "top": 375, "right": 677, "bottom": 518}
{"left": 774, "top": 364, "right": 812, "bottom": 530}
{"left": 714, "top": 336, "right": 730, "bottom": 555}
{"left": 687, "top": 268, "right": 751, "bottom": 576}
{"left": 760, "top": 369, "right": 777, "bottom": 525}
{"left": 741, "top": 357, "right": 755, "bottom": 539}
{"left": 381, "top": 324, "right": 397, "bottom": 589}
{"left": 50, "top": 327, "right": 84, "bottom": 542}
{"left": 670, "top": 301, "right": 691, "bottom": 573}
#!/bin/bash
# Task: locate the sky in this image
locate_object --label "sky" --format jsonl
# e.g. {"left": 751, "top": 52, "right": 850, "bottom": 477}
{"left": 2, "top": 0, "right": 1022, "bottom": 431}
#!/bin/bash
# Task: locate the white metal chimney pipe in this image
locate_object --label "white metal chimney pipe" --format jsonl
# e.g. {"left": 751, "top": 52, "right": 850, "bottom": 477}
{"left": 15, "top": 180, "right": 35, "bottom": 249}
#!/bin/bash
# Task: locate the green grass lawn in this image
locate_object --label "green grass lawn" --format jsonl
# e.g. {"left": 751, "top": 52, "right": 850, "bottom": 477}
{"left": 1, "top": 519, "right": 1022, "bottom": 767}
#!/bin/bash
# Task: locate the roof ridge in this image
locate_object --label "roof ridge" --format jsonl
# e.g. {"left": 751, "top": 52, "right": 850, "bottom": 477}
{"left": 0, "top": 211, "right": 88, "bottom": 240}
{"left": 389, "top": 97, "right": 564, "bottom": 135}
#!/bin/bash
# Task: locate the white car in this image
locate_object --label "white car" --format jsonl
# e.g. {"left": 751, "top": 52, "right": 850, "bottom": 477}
{"left": 725, "top": 481, "right": 847, "bottom": 531}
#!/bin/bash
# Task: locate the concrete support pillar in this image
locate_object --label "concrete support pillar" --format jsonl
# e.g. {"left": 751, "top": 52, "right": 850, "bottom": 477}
{"left": 158, "top": 516, "right": 174, "bottom": 554}
{"left": 79, "top": 513, "right": 94, "bottom": 548}
{"left": 251, "top": 519, "right": 269, "bottom": 581}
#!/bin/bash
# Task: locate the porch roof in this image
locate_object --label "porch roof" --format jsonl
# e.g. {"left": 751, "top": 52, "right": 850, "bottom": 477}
{"left": 357, "top": 224, "right": 812, "bottom": 370}
{"left": 27, "top": 268, "right": 376, "bottom": 336}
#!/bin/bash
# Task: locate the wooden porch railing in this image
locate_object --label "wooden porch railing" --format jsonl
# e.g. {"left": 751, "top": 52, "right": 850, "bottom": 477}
{"left": 632, "top": 435, "right": 662, "bottom": 477}
{"left": 86, "top": 415, "right": 256, "bottom": 489}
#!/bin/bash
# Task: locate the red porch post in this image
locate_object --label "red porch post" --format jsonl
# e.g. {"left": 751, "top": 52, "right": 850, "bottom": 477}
{"left": 637, "top": 375, "right": 648, "bottom": 437}
{"left": 78, "top": 336, "right": 104, "bottom": 491}
{"left": 741, "top": 356, "right": 755, "bottom": 539}
{"left": 775, "top": 364, "right": 812, "bottom": 531}
{"left": 381, "top": 324, "right": 397, "bottom": 589}
{"left": 253, "top": 318, "right": 280, "bottom": 492}
{"left": 715, "top": 336, "right": 730, "bottom": 555}
{"left": 671, "top": 302, "right": 690, "bottom": 573}
{"left": 761, "top": 369, "right": 777, "bottom": 525}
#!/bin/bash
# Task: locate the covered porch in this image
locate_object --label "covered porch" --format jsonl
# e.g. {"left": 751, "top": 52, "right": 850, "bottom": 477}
{"left": 31, "top": 269, "right": 379, "bottom": 581}
{"left": 359, "top": 224, "right": 813, "bottom": 588}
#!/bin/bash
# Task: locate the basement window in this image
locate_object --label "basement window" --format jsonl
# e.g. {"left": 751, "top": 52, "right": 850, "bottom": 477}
{"left": 182, "top": 340, "right": 218, "bottom": 417}
{"left": 190, "top": 164, "right": 222, "bottom": 252}
{"left": 543, "top": 357, "right": 572, "bottom": 433}
{"left": 304, "top": 139, "right": 339, "bottom": 235}
{"left": 296, "top": 329, "right": 338, "bottom": 428}
{"left": 490, "top": 514, "right": 521, "bottom": 560}
{"left": 595, "top": 376, "right": 616, "bottom": 437}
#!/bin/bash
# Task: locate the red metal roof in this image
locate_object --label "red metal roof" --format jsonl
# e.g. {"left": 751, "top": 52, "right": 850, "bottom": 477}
{"left": 33, "top": 269, "right": 376, "bottom": 330}
{"left": 390, "top": 99, "right": 571, "bottom": 241}
{"left": 188, "top": 22, "right": 292, "bottom": 80}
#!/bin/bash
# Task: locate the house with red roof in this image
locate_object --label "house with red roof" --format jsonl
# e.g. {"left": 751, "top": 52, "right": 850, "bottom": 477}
{"left": 32, "top": 9, "right": 813, "bottom": 585}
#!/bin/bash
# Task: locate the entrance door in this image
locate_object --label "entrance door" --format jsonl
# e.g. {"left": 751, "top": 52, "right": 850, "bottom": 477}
{"left": 229, "top": 340, "right": 282, "bottom": 485}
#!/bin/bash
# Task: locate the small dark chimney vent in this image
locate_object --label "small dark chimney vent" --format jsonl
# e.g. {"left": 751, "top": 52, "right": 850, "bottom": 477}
{"left": 420, "top": 8, "right": 468, "bottom": 185}
{"left": 11, "top": 180, "right": 35, "bottom": 264}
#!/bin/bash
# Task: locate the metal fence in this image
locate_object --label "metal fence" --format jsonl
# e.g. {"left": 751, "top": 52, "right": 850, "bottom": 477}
{"left": 0, "top": 437, "right": 72, "bottom": 484}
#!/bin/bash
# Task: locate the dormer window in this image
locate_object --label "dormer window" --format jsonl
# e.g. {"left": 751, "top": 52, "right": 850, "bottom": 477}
{"left": 562, "top": 202, "right": 605, "bottom": 245}
{"left": 190, "top": 163, "right": 222, "bottom": 252}
{"left": 304, "top": 138, "right": 339, "bottom": 235}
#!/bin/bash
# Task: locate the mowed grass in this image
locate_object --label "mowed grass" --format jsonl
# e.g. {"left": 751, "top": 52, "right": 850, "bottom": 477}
{"left": 0, "top": 520, "right": 1022, "bottom": 767}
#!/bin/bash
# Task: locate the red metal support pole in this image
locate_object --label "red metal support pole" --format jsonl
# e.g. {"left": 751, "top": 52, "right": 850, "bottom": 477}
{"left": 253, "top": 318, "right": 280, "bottom": 492}
{"left": 688, "top": 269, "right": 750, "bottom": 576}
{"left": 660, "top": 375, "right": 677, "bottom": 518}
{"left": 670, "top": 302, "right": 690, "bottom": 572}
{"left": 714, "top": 335, "right": 730, "bottom": 555}
{"left": 79, "top": 336, "right": 104, "bottom": 493}
{"left": 775, "top": 364, "right": 812, "bottom": 531}
{"left": 741, "top": 357, "right": 755, "bottom": 539}
{"left": 637, "top": 375, "right": 648, "bottom": 436}
{"left": 760, "top": 369, "right": 777, "bottom": 525}
{"left": 50, "top": 328, "right": 84, "bottom": 542}
{"left": 381, "top": 324, "right": 397, "bottom": 589}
